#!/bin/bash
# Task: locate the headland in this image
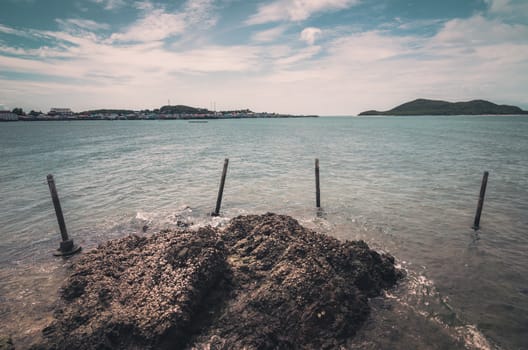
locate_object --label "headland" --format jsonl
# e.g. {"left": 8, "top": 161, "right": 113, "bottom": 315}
{"left": 359, "top": 99, "right": 528, "bottom": 116}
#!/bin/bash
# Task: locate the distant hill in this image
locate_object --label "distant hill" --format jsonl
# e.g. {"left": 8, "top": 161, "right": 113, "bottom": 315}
{"left": 81, "top": 109, "right": 135, "bottom": 115}
{"left": 359, "top": 99, "right": 528, "bottom": 116}
{"left": 79, "top": 105, "right": 211, "bottom": 115}
{"left": 159, "top": 105, "right": 209, "bottom": 114}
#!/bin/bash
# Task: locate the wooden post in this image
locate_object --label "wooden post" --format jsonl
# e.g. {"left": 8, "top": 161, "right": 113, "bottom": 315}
{"left": 315, "top": 158, "right": 321, "bottom": 208}
{"left": 212, "top": 159, "right": 229, "bottom": 216}
{"left": 47, "top": 174, "right": 81, "bottom": 256}
{"left": 473, "top": 171, "right": 489, "bottom": 230}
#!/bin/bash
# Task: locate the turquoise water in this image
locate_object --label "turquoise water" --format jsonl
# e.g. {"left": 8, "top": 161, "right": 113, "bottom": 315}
{"left": 1, "top": 117, "right": 527, "bottom": 349}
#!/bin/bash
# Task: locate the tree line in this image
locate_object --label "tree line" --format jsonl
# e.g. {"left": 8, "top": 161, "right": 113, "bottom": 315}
{"left": 10, "top": 108, "right": 43, "bottom": 116}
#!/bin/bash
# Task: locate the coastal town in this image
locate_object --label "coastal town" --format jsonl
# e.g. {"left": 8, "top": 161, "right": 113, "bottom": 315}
{"left": 0, "top": 106, "right": 318, "bottom": 121}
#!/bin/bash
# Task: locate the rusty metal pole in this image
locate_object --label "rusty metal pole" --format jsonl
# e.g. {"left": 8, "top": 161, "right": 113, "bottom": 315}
{"left": 315, "top": 158, "right": 321, "bottom": 208}
{"left": 472, "top": 171, "right": 489, "bottom": 230}
{"left": 47, "top": 174, "right": 81, "bottom": 256}
{"left": 212, "top": 159, "right": 229, "bottom": 216}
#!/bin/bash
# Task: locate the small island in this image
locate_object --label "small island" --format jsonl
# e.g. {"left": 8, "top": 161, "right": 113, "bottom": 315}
{"left": 359, "top": 99, "right": 528, "bottom": 116}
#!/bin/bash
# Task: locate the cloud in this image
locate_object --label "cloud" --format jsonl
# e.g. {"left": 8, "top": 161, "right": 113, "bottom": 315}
{"left": 274, "top": 45, "right": 321, "bottom": 67}
{"left": 485, "top": 0, "right": 511, "bottom": 13}
{"left": 0, "top": 23, "right": 263, "bottom": 79}
{"left": 0, "top": 24, "right": 19, "bottom": 35}
{"left": 183, "top": 0, "right": 218, "bottom": 28}
{"left": 90, "top": 0, "right": 126, "bottom": 10}
{"left": 325, "top": 31, "right": 413, "bottom": 63}
{"left": 394, "top": 18, "right": 444, "bottom": 31}
{"left": 300, "top": 27, "right": 322, "bottom": 45}
{"left": 0, "top": 24, "right": 38, "bottom": 39}
{"left": 110, "top": 9, "right": 186, "bottom": 42}
{"left": 108, "top": 0, "right": 217, "bottom": 43}
{"left": 134, "top": 1, "right": 153, "bottom": 11}
{"left": 432, "top": 15, "right": 528, "bottom": 46}
{"left": 252, "top": 25, "right": 288, "bottom": 43}
{"left": 56, "top": 19, "right": 111, "bottom": 31}
{"left": 246, "top": 0, "right": 359, "bottom": 25}
{"left": 0, "top": 44, "right": 69, "bottom": 58}
{"left": 485, "top": 0, "right": 528, "bottom": 21}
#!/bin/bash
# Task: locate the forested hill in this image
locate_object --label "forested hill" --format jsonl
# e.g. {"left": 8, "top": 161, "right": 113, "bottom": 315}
{"left": 159, "top": 105, "right": 209, "bottom": 114}
{"left": 359, "top": 99, "right": 528, "bottom": 116}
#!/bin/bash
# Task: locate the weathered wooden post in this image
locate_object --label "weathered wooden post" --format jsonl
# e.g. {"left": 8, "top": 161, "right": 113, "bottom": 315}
{"left": 47, "top": 174, "right": 81, "bottom": 256}
{"left": 212, "top": 158, "right": 229, "bottom": 216}
{"left": 472, "top": 171, "right": 489, "bottom": 230}
{"left": 315, "top": 158, "right": 321, "bottom": 208}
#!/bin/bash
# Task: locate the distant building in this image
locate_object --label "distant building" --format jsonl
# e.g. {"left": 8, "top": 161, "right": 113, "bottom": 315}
{"left": 0, "top": 110, "right": 18, "bottom": 121}
{"left": 49, "top": 108, "right": 73, "bottom": 116}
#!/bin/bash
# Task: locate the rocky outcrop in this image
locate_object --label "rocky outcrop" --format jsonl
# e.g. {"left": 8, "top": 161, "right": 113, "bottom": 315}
{"left": 32, "top": 213, "right": 402, "bottom": 350}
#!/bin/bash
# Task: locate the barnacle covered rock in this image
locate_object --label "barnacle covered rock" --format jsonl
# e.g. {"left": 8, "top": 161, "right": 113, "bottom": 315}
{"left": 33, "top": 214, "right": 402, "bottom": 350}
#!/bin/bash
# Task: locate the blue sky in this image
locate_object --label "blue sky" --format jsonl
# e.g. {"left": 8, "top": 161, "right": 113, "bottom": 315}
{"left": 1, "top": 0, "right": 527, "bottom": 115}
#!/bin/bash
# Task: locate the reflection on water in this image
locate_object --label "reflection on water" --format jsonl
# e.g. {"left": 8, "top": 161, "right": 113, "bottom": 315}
{"left": 1, "top": 116, "right": 527, "bottom": 348}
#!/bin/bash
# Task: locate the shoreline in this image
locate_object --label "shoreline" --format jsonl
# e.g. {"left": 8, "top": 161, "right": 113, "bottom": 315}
{"left": 1, "top": 115, "right": 319, "bottom": 122}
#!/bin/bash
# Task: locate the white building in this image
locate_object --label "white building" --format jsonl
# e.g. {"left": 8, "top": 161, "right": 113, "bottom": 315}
{"left": 0, "top": 111, "right": 18, "bottom": 121}
{"left": 50, "top": 108, "right": 73, "bottom": 116}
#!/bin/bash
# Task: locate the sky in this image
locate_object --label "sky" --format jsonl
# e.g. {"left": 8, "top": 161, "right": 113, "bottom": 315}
{"left": 0, "top": 0, "right": 527, "bottom": 115}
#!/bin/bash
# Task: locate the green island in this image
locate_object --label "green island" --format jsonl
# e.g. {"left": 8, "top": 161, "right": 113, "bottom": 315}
{"left": 359, "top": 99, "right": 528, "bottom": 116}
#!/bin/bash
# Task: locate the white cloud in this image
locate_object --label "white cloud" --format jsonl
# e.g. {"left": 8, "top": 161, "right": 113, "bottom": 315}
{"left": 485, "top": 0, "right": 528, "bottom": 21}
{"left": 183, "top": 0, "right": 218, "bottom": 28}
{"left": 326, "top": 31, "right": 413, "bottom": 62}
{"left": 246, "top": 0, "right": 359, "bottom": 25}
{"left": 109, "top": 0, "right": 217, "bottom": 43}
{"left": 0, "top": 25, "right": 262, "bottom": 79}
{"left": 252, "top": 25, "right": 288, "bottom": 43}
{"left": 395, "top": 18, "right": 444, "bottom": 31}
{"left": 432, "top": 15, "right": 528, "bottom": 46}
{"left": 56, "top": 19, "right": 110, "bottom": 31}
{"left": 274, "top": 45, "right": 321, "bottom": 67}
{"left": 486, "top": 0, "right": 511, "bottom": 13}
{"left": 134, "top": 1, "right": 153, "bottom": 11}
{"left": 0, "top": 24, "right": 19, "bottom": 35}
{"left": 110, "top": 9, "right": 186, "bottom": 42}
{"left": 300, "top": 27, "right": 322, "bottom": 45}
{"left": 0, "top": 24, "right": 39, "bottom": 39}
{"left": 0, "top": 44, "right": 69, "bottom": 58}
{"left": 91, "top": 0, "right": 126, "bottom": 10}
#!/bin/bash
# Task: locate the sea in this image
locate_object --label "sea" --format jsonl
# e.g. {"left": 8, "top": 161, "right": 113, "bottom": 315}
{"left": 0, "top": 116, "right": 527, "bottom": 349}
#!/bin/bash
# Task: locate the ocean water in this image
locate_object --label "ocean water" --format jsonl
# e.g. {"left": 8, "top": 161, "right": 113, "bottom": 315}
{"left": 1, "top": 116, "right": 527, "bottom": 349}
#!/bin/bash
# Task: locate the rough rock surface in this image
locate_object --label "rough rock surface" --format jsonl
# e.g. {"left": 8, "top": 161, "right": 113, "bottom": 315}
{"left": 32, "top": 213, "right": 402, "bottom": 350}
{"left": 0, "top": 336, "right": 15, "bottom": 350}
{"left": 33, "top": 227, "right": 226, "bottom": 350}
